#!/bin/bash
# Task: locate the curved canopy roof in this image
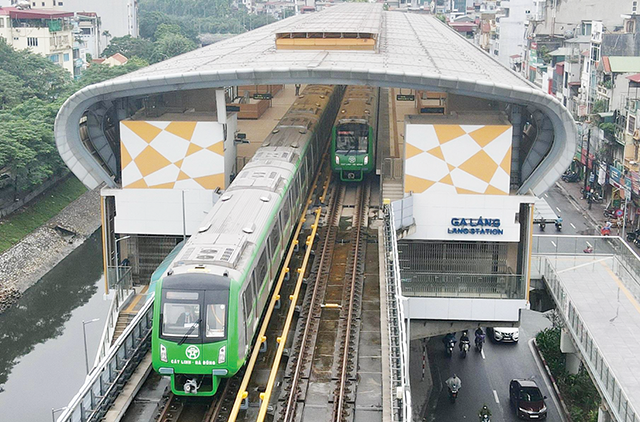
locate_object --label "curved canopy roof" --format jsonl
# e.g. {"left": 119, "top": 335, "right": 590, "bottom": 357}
{"left": 55, "top": 3, "right": 576, "bottom": 196}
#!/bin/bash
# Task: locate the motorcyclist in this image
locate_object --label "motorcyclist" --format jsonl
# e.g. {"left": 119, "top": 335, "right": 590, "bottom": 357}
{"left": 478, "top": 404, "right": 492, "bottom": 420}
{"left": 442, "top": 332, "right": 457, "bottom": 349}
{"left": 445, "top": 374, "right": 461, "bottom": 391}
{"left": 459, "top": 330, "right": 470, "bottom": 351}
{"left": 475, "top": 327, "right": 485, "bottom": 344}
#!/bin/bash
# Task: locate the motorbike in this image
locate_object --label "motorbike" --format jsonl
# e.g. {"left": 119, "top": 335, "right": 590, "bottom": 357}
{"left": 448, "top": 385, "right": 459, "bottom": 403}
{"left": 555, "top": 218, "right": 562, "bottom": 232}
{"left": 562, "top": 171, "right": 580, "bottom": 183}
{"left": 460, "top": 340, "right": 470, "bottom": 358}
{"left": 479, "top": 415, "right": 491, "bottom": 422}
{"left": 592, "top": 191, "right": 603, "bottom": 203}
{"left": 445, "top": 339, "right": 455, "bottom": 357}
{"left": 539, "top": 222, "right": 546, "bottom": 231}
{"left": 475, "top": 334, "right": 485, "bottom": 352}
{"left": 604, "top": 208, "right": 617, "bottom": 219}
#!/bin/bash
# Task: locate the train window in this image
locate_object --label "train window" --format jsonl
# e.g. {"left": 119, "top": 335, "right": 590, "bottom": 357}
{"left": 205, "top": 304, "right": 226, "bottom": 338}
{"left": 292, "top": 175, "right": 300, "bottom": 204}
{"left": 336, "top": 123, "right": 368, "bottom": 153}
{"left": 282, "top": 194, "right": 291, "bottom": 225}
{"left": 270, "top": 224, "right": 280, "bottom": 252}
{"left": 162, "top": 302, "right": 200, "bottom": 337}
{"left": 243, "top": 275, "right": 255, "bottom": 321}
{"left": 166, "top": 291, "right": 199, "bottom": 300}
{"left": 256, "top": 251, "right": 268, "bottom": 287}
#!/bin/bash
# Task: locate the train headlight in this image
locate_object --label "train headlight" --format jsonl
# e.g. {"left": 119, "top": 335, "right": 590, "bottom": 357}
{"left": 160, "top": 344, "right": 168, "bottom": 363}
{"left": 218, "top": 346, "right": 226, "bottom": 364}
{"left": 336, "top": 156, "right": 341, "bottom": 165}
{"left": 363, "top": 156, "right": 369, "bottom": 165}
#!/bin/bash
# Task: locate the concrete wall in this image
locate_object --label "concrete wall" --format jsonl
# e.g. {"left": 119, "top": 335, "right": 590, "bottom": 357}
{"left": 537, "top": 0, "right": 635, "bottom": 34}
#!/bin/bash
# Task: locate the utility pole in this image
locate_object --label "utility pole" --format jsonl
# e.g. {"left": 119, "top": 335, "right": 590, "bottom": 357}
{"left": 584, "top": 128, "right": 591, "bottom": 193}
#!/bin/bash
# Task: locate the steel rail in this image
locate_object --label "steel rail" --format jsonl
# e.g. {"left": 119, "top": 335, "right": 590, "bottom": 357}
{"left": 227, "top": 160, "right": 331, "bottom": 422}
{"left": 281, "top": 181, "right": 342, "bottom": 422}
{"left": 333, "top": 184, "right": 367, "bottom": 421}
{"left": 255, "top": 205, "right": 325, "bottom": 421}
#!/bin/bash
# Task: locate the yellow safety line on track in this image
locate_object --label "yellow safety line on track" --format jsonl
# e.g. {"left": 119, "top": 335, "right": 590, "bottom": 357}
{"left": 227, "top": 160, "right": 330, "bottom": 422}
{"left": 257, "top": 205, "right": 323, "bottom": 422}
{"left": 601, "top": 262, "right": 640, "bottom": 314}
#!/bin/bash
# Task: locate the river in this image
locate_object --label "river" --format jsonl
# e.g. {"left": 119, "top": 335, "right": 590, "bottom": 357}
{"left": 0, "top": 232, "right": 109, "bottom": 421}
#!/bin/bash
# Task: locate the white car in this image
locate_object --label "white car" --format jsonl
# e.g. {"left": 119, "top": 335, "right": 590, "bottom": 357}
{"left": 488, "top": 327, "right": 519, "bottom": 343}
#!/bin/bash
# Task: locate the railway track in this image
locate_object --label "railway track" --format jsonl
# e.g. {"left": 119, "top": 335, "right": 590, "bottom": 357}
{"left": 145, "top": 170, "right": 376, "bottom": 422}
{"left": 278, "top": 181, "right": 370, "bottom": 422}
{"left": 155, "top": 373, "right": 242, "bottom": 422}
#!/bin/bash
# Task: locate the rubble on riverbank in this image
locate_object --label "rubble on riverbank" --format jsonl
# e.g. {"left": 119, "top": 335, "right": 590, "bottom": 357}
{"left": 0, "top": 187, "right": 101, "bottom": 314}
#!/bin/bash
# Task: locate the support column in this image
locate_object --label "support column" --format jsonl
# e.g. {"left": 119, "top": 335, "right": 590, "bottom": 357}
{"left": 598, "top": 403, "right": 613, "bottom": 422}
{"left": 560, "top": 328, "right": 580, "bottom": 374}
{"left": 216, "top": 89, "right": 227, "bottom": 125}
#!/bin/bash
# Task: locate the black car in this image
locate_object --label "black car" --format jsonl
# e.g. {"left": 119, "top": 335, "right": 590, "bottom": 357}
{"left": 509, "top": 379, "right": 547, "bottom": 419}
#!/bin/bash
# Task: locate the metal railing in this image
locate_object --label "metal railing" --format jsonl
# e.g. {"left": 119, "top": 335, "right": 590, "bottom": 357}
{"left": 56, "top": 298, "right": 153, "bottom": 422}
{"left": 532, "top": 235, "right": 640, "bottom": 303}
{"left": 401, "top": 273, "right": 526, "bottom": 298}
{"left": 93, "top": 266, "right": 135, "bottom": 368}
{"left": 533, "top": 256, "right": 639, "bottom": 422}
{"left": 383, "top": 203, "right": 412, "bottom": 422}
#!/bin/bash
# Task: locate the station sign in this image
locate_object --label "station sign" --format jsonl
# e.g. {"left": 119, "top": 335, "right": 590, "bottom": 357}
{"left": 447, "top": 217, "right": 504, "bottom": 236}
{"left": 396, "top": 94, "right": 415, "bottom": 101}
{"left": 253, "top": 93, "right": 273, "bottom": 100}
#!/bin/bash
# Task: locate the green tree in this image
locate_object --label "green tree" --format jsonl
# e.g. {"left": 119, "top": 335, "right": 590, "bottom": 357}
{"left": 102, "top": 35, "right": 154, "bottom": 62}
{"left": 150, "top": 33, "right": 197, "bottom": 63}
{"left": 0, "top": 70, "right": 27, "bottom": 110}
{"left": 0, "top": 38, "right": 71, "bottom": 101}
{"left": 154, "top": 23, "right": 184, "bottom": 40}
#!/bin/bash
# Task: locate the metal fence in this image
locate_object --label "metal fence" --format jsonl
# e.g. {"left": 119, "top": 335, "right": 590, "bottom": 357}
{"left": 93, "top": 266, "right": 135, "bottom": 368}
{"left": 533, "top": 252, "right": 639, "bottom": 422}
{"left": 532, "top": 235, "right": 640, "bottom": 303}
{"left": 401, "top": 272, "right": 526, "bottom": 298}
{"left": 56, "top": 298, "right": 153, "bottom": 422}
{"left": 383, "top": 203, "right": 412, "bottom": 422}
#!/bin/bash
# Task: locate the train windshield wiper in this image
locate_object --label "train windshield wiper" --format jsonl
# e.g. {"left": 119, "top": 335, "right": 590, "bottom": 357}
{"left": 178, "top": 318, "right": 202, "bottom": 346}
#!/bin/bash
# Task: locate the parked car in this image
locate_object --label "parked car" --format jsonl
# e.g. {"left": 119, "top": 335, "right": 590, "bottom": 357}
{"left": 509, "top": 379, "right": 547, "bottom": 420}
{"left": 487, "top": 326, "right": 519, "bottom": 343}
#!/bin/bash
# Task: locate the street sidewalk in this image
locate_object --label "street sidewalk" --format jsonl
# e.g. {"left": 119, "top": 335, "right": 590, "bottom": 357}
{"left": 555, "top": 179, "right": 623, "bottom": 236}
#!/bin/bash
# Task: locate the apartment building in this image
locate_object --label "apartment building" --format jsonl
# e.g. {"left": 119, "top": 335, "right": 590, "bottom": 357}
{"left": 0, "top": 6, "right": 75, "bottom": 74}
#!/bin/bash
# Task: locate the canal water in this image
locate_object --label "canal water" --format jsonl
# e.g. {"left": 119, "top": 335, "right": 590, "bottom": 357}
{"left": 0, "top": 232, "right": 109, "bottom": 421}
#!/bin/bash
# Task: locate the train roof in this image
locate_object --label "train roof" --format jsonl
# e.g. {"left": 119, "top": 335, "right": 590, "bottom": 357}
{"left": 170, "top": 161, "right": 293, "bottom": 275}
{"left": 337, "top": 86, "right": 378, "bottom": 126}
{"left": 171, "top": 188, "right": 276, "bottom": 274}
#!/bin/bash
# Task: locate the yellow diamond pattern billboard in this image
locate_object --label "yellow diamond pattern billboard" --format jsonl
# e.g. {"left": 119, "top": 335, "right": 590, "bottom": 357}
{"left": 404, "top": 123, "right": 512, "bottom": 195}
{"left": 120, "top": 121, "right": 225, "bottom": 190}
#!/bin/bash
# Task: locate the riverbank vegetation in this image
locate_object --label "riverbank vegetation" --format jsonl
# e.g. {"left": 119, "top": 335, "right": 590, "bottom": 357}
{"left": 0, "top": 176, "right": 87, "bottom": 253}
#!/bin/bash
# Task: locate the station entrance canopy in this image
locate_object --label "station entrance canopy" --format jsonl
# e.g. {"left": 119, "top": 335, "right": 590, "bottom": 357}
{"left": 55, "top": 3, "right": 576, "bottom": 196}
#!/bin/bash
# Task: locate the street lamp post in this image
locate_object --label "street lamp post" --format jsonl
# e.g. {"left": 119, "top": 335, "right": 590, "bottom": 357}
{"left": 51, "top": 406, "right": 67, "bottom": 422}
{"left": 82, "top": 318, "right": 100, "bottom": 374}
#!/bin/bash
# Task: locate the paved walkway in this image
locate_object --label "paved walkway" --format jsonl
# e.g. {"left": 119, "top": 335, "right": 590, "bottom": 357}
{"left": 547, "top": 255, "right": 640, "bottom": 418}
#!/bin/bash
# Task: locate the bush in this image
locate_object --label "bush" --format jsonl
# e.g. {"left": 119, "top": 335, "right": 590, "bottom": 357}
{"left": 536, "top": 327, "right": 599, "bottom": 422}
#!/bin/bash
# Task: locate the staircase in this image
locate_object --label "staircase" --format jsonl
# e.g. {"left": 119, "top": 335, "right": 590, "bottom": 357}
{"left": 112, "top": 312, "right": 136, "bottom": 342}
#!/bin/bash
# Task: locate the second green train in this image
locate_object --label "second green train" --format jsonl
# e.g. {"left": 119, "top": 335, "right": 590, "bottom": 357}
{"left": 331, "top": 85, "right": 379, "bottom": 181}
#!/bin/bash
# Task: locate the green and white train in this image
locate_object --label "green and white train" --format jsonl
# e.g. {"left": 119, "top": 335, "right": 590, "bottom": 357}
{"left": 331, "top": 85, "right": 379, "bottom": 181}
{"left": 151, "top": 85, "right": 344, "bottom": 396}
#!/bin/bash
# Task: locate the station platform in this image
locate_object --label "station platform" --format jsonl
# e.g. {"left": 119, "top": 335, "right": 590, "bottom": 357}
{"left": 236, "top": 84, "right": 306, "bottom": 166}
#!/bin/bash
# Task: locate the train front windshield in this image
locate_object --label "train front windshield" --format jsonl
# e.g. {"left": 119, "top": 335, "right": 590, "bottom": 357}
{"left": 161, "top": 290, "right": 228, "bottom": 341}
{"left": 336, "top": 123, "right": 368, "bottom": 153}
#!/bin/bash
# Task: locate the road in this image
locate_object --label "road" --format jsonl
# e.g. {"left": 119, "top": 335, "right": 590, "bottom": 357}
{"left": 425, "top": 310, "right": 564, "bottom": 422}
